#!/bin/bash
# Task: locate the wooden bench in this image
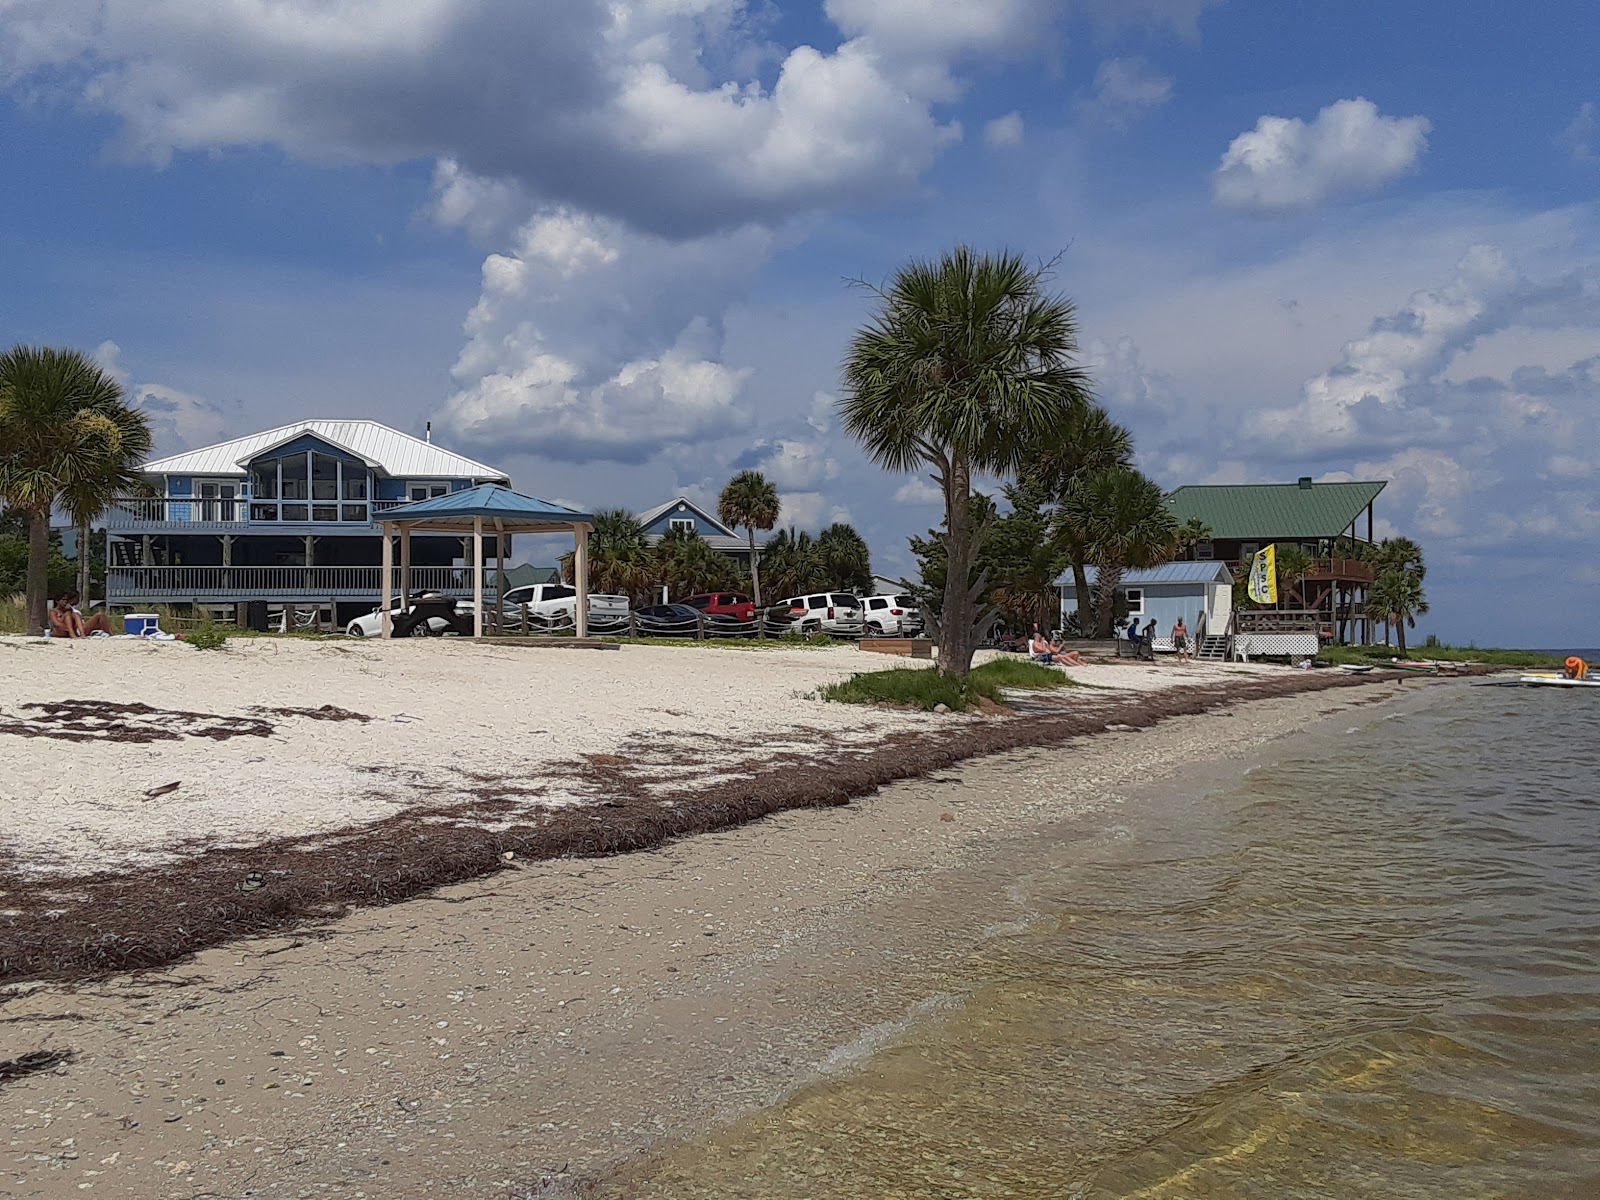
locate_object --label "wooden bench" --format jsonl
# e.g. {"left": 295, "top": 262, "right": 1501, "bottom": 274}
{"left": 860, "top": 638, "right": 933, "bottom": 658}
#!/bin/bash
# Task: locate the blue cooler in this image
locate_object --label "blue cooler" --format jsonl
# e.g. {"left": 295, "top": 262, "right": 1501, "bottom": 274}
{"left": 124, "top": 613, "right": 159, "bottom": 636}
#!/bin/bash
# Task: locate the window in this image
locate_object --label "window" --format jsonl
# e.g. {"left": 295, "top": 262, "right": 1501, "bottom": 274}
{"left": 545, "top": 585, "right": 576, "bottom": 601}
{"left": 1240, "top": 542, "right": 1260, "bottom": 558}
{"left": 1123, "top": 588, "right": 1145, "bottom": 616}
{"left": 683, "top": 595, "right": 710, "bottom": 609}
{"left": 248, "top": 451, "right": 371, "bottom": 522}
{"left": 409, "top": 482, "right": 449, "bottom": 501}
{"left": 195, "top": 480, "right": 239, "bottom": 522}
{"left": 1194, "top": 540, "right": 1215, "bottom": 561}
{"left": 669, "top": 517, "right": 695, "bottom": 533}
{"left": 894, "top": 595, "right": 915, "bottom": 608}
{"left": 831, "top": 594, "right": 859, "bottom": 608}
{"left": 807, "top": 595, "right": 827, "bottom": 609}
{"left": 867, "top": 598, "right": 886, "bottom": 610}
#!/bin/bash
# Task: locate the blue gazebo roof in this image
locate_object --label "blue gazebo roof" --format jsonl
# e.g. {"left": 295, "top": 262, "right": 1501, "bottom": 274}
{"left": 380, "top": 483, "right": 593, "bottom": 530}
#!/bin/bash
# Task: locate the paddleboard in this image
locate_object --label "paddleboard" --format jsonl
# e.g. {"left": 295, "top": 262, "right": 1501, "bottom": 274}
{"left": 1517, "top": 675, "right": 1600, "bottom": 688}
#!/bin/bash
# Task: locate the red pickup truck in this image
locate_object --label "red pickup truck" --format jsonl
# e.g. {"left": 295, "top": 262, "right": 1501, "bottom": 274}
{"left": 680, "top": 591, "right": 757, "bottom": 622}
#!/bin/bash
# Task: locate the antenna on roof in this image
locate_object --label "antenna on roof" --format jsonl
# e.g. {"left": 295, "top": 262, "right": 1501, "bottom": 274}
{"left": 425, "top": 420, "right": 432, "bottom": 444}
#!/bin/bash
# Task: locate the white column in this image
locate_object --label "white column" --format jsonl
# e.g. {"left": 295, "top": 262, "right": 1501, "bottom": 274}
{"left": 380, "top": 524, "right": 393, "bottom": 638}
{"left": 472, "top": 516, "right": 485, "bottom": 638}
{"left": 400, "top": 525, "right": 412, "bottom": 606}
{"left": 575, "top": 524, "right": 589, "bottom": 640}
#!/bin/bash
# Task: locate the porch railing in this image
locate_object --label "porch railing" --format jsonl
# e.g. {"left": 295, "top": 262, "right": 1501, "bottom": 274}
{"left": 1235, "top": 609, "right": 1331, "bottom": 635}
{"left": 106, "top": 565, "right": 493, "bottom": 600}
{"left": 104, "top": 496, "right": 412, "bottom": 528}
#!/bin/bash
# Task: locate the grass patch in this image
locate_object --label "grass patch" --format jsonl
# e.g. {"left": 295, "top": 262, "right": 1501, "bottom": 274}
{"left": 1319, "top": 643, "right": 1561, "bottom": 668}
{"left": 821, "top": 658, "right": 1073, "bottom": 712}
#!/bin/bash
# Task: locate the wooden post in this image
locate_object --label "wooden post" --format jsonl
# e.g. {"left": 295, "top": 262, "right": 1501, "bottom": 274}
{"left": 493, "top": 517, "right": 506, "bottom": 636}
{"left": 380, "top": 525, "right": 393, "bottom": 638}
{"left": 400, "top": 525, "right": 412, "bottom": 608}
{"left": 574, "top": 525, "right": 589, "bottom": 640}
{"left": 472, "top": 516, "right": 485, "bottom": 638}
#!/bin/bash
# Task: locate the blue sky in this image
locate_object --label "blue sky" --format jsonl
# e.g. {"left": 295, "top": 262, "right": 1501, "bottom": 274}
{"left": 3, "top": 0, "right": 1597, "bottom": 645}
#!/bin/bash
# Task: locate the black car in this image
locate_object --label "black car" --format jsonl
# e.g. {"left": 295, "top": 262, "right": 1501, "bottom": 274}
{"left": 634, "top": 603, "right": 748, "bottom": 637}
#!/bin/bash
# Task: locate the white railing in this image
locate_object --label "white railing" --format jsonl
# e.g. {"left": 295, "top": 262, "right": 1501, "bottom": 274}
{"left": 105, "top": 496, "right": 401, "bottom": 527}
{"left": 106, "top": 565, "right": 488, "bottom": 598}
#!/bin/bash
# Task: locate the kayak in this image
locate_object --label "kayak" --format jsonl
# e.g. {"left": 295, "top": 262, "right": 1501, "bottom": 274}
{"left": 1338, "top": 664, "right": 1375, "bottom": 674}
{"left": 1517, "top": 675, "right": 1600, "bottom": 688}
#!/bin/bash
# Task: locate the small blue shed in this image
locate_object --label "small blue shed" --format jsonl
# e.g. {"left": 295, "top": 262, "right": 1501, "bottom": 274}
{"left": 1058, "top": 561, "right": 1234, "bottom": 639}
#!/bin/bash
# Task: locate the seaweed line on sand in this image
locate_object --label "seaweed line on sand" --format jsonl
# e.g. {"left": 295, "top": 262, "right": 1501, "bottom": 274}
{"left": 0, "top": 672, "right": 1423, "bottom": 988}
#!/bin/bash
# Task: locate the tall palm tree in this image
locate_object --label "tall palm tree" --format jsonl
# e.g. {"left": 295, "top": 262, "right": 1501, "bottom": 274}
{"left": 1175, "top": 518, "right": 1212, "bottom": 556}
{"left": 758, "top": 527, "right": 823, "bottom": 601}
{"left": 1273, "top": 544, "right": 1314, "bottom": 608}
{"left": 1060, "top": 465, "right": 1179, "bottom": 637}
{"left": 559, "top": 508, "right": 659, "bottom": 602}
{"left": 717, "top": 470, "right": 780, "bottom": 606}
{"left": 655, "top": 527, "right": 737, "bottom": 597}
{"left": 0, "top": 346, "right": 151, "bottom": 633}
{"left": 1032, "top": 405, "right": 1133, "bottom": 635}
{"left": 840, "top": 246, "right": 1093, "bottom": 679}
{"left": 815, "top": 522, "right": 872, "bottom": 593}
{"left": 1366, "top": 567, "right": 1429, "bottom": 656}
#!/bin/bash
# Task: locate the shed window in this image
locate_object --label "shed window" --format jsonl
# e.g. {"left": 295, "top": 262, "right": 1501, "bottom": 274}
{"left": 1194, "top": 540, "right": 1214, "bottom": 560}
{"left": 1240, "top": 542, "right": 1260, "bottom": 558}
{"left": 1123, "top": 588, "right": 1145, "bottom": 616}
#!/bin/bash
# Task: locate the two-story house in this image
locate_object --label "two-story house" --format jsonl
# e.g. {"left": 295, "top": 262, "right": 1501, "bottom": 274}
{"left": 636, "top": 497, "right": 767, "bottom": 568}
{"left": 106, "top": 420, "right": 509, "bottom": 624}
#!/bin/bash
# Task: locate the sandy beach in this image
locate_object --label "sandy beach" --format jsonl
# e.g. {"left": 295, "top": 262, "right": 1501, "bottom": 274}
{"left": 0, "top": 633, "right": 1427, "bottom": 1199}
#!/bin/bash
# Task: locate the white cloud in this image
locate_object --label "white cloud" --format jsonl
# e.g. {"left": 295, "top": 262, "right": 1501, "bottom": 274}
{"left": 984, "top": 112, "right": 1024, "bottom": 149}
{"left": 1213, "top": 98, "right": 1431, "bottom": 211}
{"left": 892, "top": 476, "right": 943, "bottom": 505}
{"left": 94, "top": 340, "right": 227, "bottom": 453}
{"left": 778, "top": 491, "right": 852, "bottom": 531}
{"left": 0, "top": 0, "right": 1004, "bottom": 238}
{"left": 751, "top": 439, "right": 841, "bottom": 490}
{"left": 1080, "top": 58, "right": 1172, "bottom": 129}
{"left": 1562, "top": 101, "right": 1597, "bottom": 165}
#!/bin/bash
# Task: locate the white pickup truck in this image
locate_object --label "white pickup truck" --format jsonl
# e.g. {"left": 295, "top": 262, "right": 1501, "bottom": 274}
{"left": 500, "top": 583, "right": 630, "bottom": 629}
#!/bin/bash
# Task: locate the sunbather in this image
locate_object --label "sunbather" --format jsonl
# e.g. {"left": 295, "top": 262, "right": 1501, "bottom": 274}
{"left": 48, "top": 593, "right": 112, "bottom": 638}
{"left": 1029, "top": 631, "right": 1085, "bottom": 667}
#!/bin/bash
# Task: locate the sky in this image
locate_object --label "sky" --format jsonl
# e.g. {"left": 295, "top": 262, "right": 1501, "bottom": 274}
{"left": 2, "top": 0, "right": 1597, "bottom": 646}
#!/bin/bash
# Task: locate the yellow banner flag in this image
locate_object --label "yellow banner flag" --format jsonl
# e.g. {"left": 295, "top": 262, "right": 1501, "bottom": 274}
{"left": 1247, "top": 544, "right": 1278, "bottom": 604}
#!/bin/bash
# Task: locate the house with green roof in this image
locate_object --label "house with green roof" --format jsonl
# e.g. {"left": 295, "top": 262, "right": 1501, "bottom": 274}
{"left": 1166, "top": 476, "right": 1386, "bottom": 643}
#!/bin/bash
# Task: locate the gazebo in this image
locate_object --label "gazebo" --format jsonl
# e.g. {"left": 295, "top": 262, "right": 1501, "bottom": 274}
{"left": 376, "top": 484, "right": 594, "bottom": 638}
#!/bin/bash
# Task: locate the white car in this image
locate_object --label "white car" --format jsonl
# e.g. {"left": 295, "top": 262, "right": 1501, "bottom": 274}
{"left": 775, "top": 592, "right": 865, "bottom": 637}
{"left": 500, "top": 583, "right": 630, "bottom": 629}
{"left": 861, "top": 593, "right": 923, "bottom": 637}
{"left": 345, "top": 596, "right": 469, "bottom": 637}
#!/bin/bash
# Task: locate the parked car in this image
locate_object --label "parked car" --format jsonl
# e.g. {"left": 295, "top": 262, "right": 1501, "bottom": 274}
{"left": 773, "top": 592, "right": 866, "bottom": 638}
{"left": 346, "top": 595, "right": 469, "bottom": 637}
{"left": 679, "top": 591, "right": 757, "bottom": 622}
{"left": 861, "top": 593, "right": 923, "bottom": 637}
{"left": 633, "top": 603, "right": 747, "bottom": 637}
{"left": 500, "top": 583, "right": 630, "bottom": 629}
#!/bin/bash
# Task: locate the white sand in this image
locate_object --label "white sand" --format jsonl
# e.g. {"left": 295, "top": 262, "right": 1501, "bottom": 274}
{"left": 0, "top": 636, "right": 1287, "bottom": 877}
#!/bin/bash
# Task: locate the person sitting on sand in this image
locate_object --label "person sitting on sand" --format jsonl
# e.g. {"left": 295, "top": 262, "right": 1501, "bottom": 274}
{"left": 1172, "top": 616, "right": 1191, "bottom": 664}
{"left": 1029, "top": 631, "right": 1085, "bottom": 667}
{"left": 1564, "top": 655, "right": 1589, "bottom": 680}
{"left": 48, "top": 593, "right": 112, "bottom": 638}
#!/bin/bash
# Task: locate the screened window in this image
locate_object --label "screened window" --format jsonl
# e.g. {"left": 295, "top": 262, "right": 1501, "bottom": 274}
{"left": 1124, "top": 588, "right": 1145, "bottom": 615}
{"left": 247, "top": 451, "right": 373, "bottom": 522}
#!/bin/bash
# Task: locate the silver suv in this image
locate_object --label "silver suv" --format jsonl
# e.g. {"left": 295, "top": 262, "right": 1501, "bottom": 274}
{"left": 862, "top": 593, "right": 922, "bottom": 637}
{"left": 776, "top": 592, "right": 865, "bottom": 637}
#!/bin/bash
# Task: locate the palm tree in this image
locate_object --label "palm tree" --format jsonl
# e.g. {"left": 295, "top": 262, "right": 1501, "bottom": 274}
{"left": 1032, "top": 405, "right": 1133, "bottom": 635}
{"left": 1060, "top": 465, "right": 1178, "bottom": 637}
{"left": 0, "top": 346, "right": 152, "bottom": 633}
{"left": 815, "top": 522, "right": 872, "bottom": 593}
{"left": 1175, "top": 518, "right": 1212, "bottom": 557}
{"left": 1366, "top": 567, "right": 1429, "bottom": 655}
{"left": 717, "top": 470, "right": 780, "bottom": 606}
{"left": 840, "top": 246, "right": 1093, "bottom": 679}
{"left": 758, "top": 528, "right": 823, "bottom": 601}
{"left": 655, "top": 527, "right": 737, "bottom": 597}
{"left": 1273, "top": 544, "right": 1314, "bottom": 608}
{"left": 559, "top": 508, "right": 658, "bottom": 602}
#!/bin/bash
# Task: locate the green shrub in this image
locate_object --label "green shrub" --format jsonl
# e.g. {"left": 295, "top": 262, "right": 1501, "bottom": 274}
{"left": 185, "top": 628, "right": 231, "bottom": 651}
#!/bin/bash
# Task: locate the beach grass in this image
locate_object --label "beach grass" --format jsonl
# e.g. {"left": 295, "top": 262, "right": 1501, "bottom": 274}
{"left": 1319, "top": 643, "right": 1561, "bottom": 668}
{"left": 821, "top": 658, "right": 1074, "bottom": 712}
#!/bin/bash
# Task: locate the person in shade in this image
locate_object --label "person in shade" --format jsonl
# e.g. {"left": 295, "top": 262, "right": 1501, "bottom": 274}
{"left": 1563, "top": 656, "right": 1589, "bottom": 680}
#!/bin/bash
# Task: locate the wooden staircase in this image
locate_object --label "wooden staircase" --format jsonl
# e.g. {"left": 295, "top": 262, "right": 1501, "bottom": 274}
{"left": 1196, "top": 633, "right": 1230, "bottom": 662}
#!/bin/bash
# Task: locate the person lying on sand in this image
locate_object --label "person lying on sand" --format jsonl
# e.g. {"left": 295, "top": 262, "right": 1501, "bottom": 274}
{"left": 48, "top": 594, "right": 113, "bottom": 638}
{"left": 1028, "top": 631, "right": 1085, "bottom": 667}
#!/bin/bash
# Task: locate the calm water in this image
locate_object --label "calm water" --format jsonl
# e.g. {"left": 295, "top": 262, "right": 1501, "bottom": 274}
{"left": 602, "top": 684, "right": 1600, "bottom": 1198}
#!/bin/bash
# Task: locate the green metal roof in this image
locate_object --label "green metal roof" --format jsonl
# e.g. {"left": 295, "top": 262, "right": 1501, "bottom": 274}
{"left": 1166, "top": 480, "right": 1385, "bottom": 540}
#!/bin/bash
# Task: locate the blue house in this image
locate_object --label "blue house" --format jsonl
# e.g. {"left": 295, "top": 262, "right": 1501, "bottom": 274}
{"left": 1058, "top": 561, "right": 1235, "bottom": 643}
{"left": 105, "top": 420, "right": 509, "bottom": 622}
{"left": 636, "top": 497, "right": 767, "bottom": 565}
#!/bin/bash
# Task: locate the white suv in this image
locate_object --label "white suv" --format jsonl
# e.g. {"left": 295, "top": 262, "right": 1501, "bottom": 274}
{"left": 862, "top": 593, "right": 922, "bottom": 637}
{"left": 775, "top": 592, "right": 865, "bottom": 637}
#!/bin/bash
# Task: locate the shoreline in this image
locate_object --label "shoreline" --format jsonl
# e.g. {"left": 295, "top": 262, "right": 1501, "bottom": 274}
{"left": 1, "top": 666, "right": 1412, "bottom": 986}
{"left": 0, "top": 679, "right": 1447, "bottom": 1199}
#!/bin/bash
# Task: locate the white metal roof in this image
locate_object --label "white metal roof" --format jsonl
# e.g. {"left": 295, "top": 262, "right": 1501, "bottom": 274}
{"left": 141, "top": 420, "right": 509, "bottom": 481}
{"left": 643, "top": 532, "right": 762, "bottom": 552}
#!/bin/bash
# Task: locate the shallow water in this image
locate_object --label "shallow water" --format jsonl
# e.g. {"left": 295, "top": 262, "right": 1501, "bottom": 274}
{"left": 600, "top": 685, "right": 1600, "bottom": 1197}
